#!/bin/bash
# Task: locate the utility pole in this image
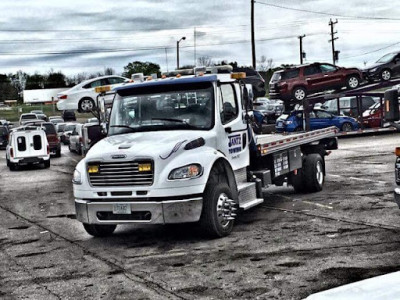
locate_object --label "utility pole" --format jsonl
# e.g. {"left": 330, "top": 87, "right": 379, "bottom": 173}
{"left": 194, "top": 27, "right": 196, "bottom": 67}
{"left": 251, "top": 0, "right": 256, "bottom": 69}
{"left": 298, "top": 34, "right": 306, "bottom": 64}
{"left": 176, "top": 36, "right": 186, "bottom": 70}
{"left": 165, "top": 48, "right": 169, "bottom": 72}
{"left": 329, "top": 19, "right": 338, "bottom": 65}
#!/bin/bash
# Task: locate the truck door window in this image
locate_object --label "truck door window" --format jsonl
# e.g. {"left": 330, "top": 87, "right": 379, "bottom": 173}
{"left": 33, "top": 135, "right": 42, "bottom": 150}
{"left": 17, "top": 136, "right": 26, "bottom": 152}
{"left": 219, "top": 84, "right": 238, "bottom": 124}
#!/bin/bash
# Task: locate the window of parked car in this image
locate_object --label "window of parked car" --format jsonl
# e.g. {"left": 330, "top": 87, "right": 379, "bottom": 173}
{"left": 83, "top": 79, "right": 108, "bottom": 89}
{"left": 315, "top": 110, "right": 332, "bottom": 119}
{"left": 107, "top": 77, "right": 126, "bottom": 84}
{"left": 17, "top": 136, "right": 26, "bottom": 151}
{"left": 42, "top": 123, "right": 56, "bottom": 134}
{"left": 320, "top": 64, "right": 337, "bottom": 73}
{"left": 304, "top": 65, "right": 322, "bottom": 76}
{"left": 33, "top": 135, "right": 42, "bottom": 150}
{"left": 219, "top": 84, "right": 238, "bottom": 124}
{"left": 281, "top": 69, "right": 300, "bottom": 80}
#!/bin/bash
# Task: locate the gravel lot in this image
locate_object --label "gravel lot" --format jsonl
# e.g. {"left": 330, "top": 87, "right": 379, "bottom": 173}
{"left": 0, "top": 133, "right": 399, "bottom": 299}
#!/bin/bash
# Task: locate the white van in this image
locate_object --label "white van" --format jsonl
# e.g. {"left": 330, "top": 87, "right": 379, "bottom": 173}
{"left": 6, "top": 127, "right": 50, "bottom": 170}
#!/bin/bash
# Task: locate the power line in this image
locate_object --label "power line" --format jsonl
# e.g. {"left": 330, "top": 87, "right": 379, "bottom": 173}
{"left": 340, "top": 41, "right": 400, "bottom": 60}
{"left": 255, "top": 1, "right": 400, "bottom": 21}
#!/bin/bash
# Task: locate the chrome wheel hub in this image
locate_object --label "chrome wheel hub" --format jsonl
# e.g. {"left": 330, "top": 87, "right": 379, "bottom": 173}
{"left": 216, "top": 193, "right": 237, "bottom": 227}
{"left": 295, "top": 89, "right": 305, "bottom": 100}
{"left": 382, "top": 70, "right": 391, "bottom": 80}
{"left": 348, "top": 77, "right": 358, "bottom": 88}
{"left": 81, "top": 100, "right": 93, "bottom": 111}
{"left": 316, "top": 161, "right": 324, "bottom": 185}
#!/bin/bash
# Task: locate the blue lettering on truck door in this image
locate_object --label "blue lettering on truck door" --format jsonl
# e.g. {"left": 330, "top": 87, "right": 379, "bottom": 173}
{"left": 228, "top": 134, "right": 242, "bottom": 154}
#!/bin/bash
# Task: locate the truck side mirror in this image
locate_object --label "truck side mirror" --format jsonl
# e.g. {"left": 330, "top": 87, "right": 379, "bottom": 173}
{"left": 243, "top": 86, "right": 253, "bottom": 110}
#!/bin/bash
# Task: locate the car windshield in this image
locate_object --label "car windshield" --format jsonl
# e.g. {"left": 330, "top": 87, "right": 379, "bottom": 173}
{"left": 376, "top": 53, "right": 397, "bottom": 63}
{"left": 0, "top": 127, "right": 7, "bottom": 135}
{"left": 109, "top": 83, "right": 214, "bottom": 136}
{"left": 64, "top": 124, "right": 76, "bottom": 131}
{"left": 21, "top": 114, "right": 37, "bottom": 119}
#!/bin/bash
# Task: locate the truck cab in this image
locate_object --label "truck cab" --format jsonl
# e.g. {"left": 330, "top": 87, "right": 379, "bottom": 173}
{"left": 73, "top": 70, "right": 337, "bottom": 238}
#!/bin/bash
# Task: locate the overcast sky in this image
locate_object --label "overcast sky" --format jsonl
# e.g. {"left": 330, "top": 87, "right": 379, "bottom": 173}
{"left": 0, "top": 0, "right": 398, "bottom": 77}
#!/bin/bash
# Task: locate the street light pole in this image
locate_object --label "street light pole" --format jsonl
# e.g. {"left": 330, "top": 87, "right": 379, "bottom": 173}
{"left": 177, "top": 36, "right": 186, "bottom": 70}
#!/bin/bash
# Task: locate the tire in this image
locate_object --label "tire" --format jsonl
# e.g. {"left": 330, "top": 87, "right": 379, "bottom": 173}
{"left": 77, "top": 144, "right": 82, "bottom": 155}
{"left": 68, "top": 143, "right": 73, "bottom": 152}
{"left": 55, "top": 148, "right": 61, "bottom": 158}
{"left": 292, "top": 87, "right": 307, "bottom": 101}
{"left": 381, "top": 69, "right": 392, "bottom": 81}
{"left": 346, "top": 75, "right": 360, "bottom": 89}
{"left": 44, "top": 160, "right": 50, "bottom": 169}
{"left": 6, "top": 158, "right": 10, "bottom": 167}
{"left": 341, "top": 122, "right": 353, "bottom": 132}
{"left": 83, "top": 224, "right": 117, "bottom": 237}
{"left": 290, "top": 169, "right": 305, "bottom": 193}
{"left": 9, "top": 162, "right": 17, "bottom": 171}
{"left": 79, "top": 98, "right": 95, "bottom": 112}
{"left": 199, "top": 183, "right": 236, "bottom": 238}
{"left": 303, "top": 154, "right": 324, "bottom": 192}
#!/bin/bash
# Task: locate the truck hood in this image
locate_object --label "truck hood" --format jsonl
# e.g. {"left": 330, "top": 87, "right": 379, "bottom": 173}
{"left": 85, "top": 130, "right": 213, "bottom": 161}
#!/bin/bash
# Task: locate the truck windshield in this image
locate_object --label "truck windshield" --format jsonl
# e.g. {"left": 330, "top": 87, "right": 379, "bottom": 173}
{"left": 109, "top": 83, "right": 214, "bottom": 135}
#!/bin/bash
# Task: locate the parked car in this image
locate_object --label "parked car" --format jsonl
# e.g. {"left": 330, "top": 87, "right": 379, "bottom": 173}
{"left": 362, "top": 102, "right": 383, "bottom": 128}
{"left": 62, "top": 123, "right": 77, "bottom": 145}
{"left": 322, "top": 96, "right": 377, "bottom": 117}
{"left": 254, "top": 97, "right": 284, "bottom": 121}
{"left": 24, "top": 121, "right": 61, "bottom": 157}
{"left": 233, "top": 67, "right": 265, "bottom": 98}
{"left": 269, "top": 63, "right": 363, "bottom": 101}
{"left": 275, "top": 109, "right": 359, "bottom": 132}
{"left": 49, "top": 117, "right": 64, "bottom": 125}
{"left": 35, "top": 113, "right": 48, "bottom": 121}
{"left": 30, "top": 110, "right": 44, "bottom": 115}
{"left": 62, "top": 110, "right": 76, "bottom": 121}
{"left": 19, "top": 113, "right": 39, "bottom": 125}
{"left": 363, "top": 51, "right": 400, "bottom": 81}
{"left": 0, "top": 125, "right": 9, "bottom": 149}
{"left": 57, "top": 75, "right": 129, "bottom": 112}
{"left": 6, "top": 127, "right": 50, "bottom": 170}
{"left": 69, "top": 124, "right": 84, "bottom": 154}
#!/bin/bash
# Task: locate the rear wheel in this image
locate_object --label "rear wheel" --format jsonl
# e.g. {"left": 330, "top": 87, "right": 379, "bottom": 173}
{"left": 292, "top": 87, "right": 307, "bottom": 101}
{"left": 83, "top": 224, "right": 117, "bottom": 237}
{"left": 79, "top": 98, "right": 95, "bottom": 112}
{"left": 44, "top": 160, "right": 50, "bottom": 169}
{"left": 341, "top": 122, "right": 353, "bottom": 132}
{"left": 199, "top": 183, "right": 236, "bottom": 238}
{"left": 55, "top": 148, "right": 61, "bottom": 157}
{"left": 303, "top": 154, "right": 324, "bottom": 192}
{"left": 9, "top": 162, "right": 17, "bottom": 171}
{"left": 68, "top": 143, "right": 73, "bottom": 152}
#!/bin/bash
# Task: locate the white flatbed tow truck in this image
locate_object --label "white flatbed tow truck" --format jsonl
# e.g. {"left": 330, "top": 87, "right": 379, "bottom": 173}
{"left": 72, "top": 68, "right": 338, "bottom": 237}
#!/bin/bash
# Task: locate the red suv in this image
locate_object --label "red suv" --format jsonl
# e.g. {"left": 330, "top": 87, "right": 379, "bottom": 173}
{"left": 269, "top": 63, "right": 363, "bottom": 101}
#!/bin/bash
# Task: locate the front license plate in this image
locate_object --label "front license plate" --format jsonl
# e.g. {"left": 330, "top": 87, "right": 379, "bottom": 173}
{"left": 113, "top": 203, "right": 131, "bottom": 214}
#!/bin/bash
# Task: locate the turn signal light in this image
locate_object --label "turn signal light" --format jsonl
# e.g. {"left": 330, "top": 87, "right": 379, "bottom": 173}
{"left": 231, "top": 72, "right": 246, "bottom": 79}
{"left": 395, "top": 147, "right": 400, "bottom": 156}
{"left": 88, "top": 165, "right": 99, "bottom": 173}
{"left": 59, "top": 95, "right": 67, "bottom": 100}
{"left": 138, "top": 163, "right": 151, "bottom": 172}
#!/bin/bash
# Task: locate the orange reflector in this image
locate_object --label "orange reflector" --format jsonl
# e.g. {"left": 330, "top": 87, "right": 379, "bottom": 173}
{"left": 176, "top": 74, "right": 182, "bottom": 78}
{"left": 396, "top": 147, "right": 400, "bottom": 156}
{"left": 231, "top": 72, "right": 246, "bottom": 79}
{"left": 95, "top": 85, "right": 111, "bottom": 93}
{"left": 162, "top": 75, "right": 167, "bottom": 79}
{"left": 386, "top": 100, "right": 390, "bottom": 112}
{"left": 146, "top": 76, "right": 152, "bottom": 81}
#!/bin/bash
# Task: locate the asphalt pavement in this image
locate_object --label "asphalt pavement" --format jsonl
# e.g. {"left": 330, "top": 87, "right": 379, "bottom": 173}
{"left": 0, "top": 134, "right": 399, "bottom": 300}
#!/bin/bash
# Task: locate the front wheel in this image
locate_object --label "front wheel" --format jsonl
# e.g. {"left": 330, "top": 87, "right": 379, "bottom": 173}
{"left": 381, "top": 69, "right": 392, "bottom": 81}
{"left": 346, "top": 75, "right": 360, "bottom": 89}
{"left": 83, "top": 224, "right": 117, "bottom": 237}
{"left": 199, "top": 183, "right": 236, "bottom": 238}
{"left": 292, "top": 87, "right": 307, "bottom": 101}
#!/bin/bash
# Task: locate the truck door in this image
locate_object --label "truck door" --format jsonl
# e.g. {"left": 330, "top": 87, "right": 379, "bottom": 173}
{"left": 29, "top": 132, "right": 45, "bottom": 157}
{"left": 216, "top": 83, "right": 249, "bottom": 170}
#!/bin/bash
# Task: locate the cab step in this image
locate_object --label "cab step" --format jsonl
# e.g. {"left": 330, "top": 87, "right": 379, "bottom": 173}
{"left": 238, "top": 182, "right": 264, "bottom": 210}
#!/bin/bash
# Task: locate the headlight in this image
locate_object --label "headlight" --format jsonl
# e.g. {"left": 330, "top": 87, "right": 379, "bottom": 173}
{"left": 285, "top": 120, "right": 293, "bottom": 124}
{"left": 168, "top": 164, "right": 203, "bottom": 180}
{"left": 72, "top": 169, "right": 82, "bottom": 184}
{"left": 369, "top": 67, "right": 378, "bottom": 73}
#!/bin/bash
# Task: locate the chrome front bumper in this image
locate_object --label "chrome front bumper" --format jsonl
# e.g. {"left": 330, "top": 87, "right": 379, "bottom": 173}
{"left": 75, "top": 197, "right": 203, "bottom": 225}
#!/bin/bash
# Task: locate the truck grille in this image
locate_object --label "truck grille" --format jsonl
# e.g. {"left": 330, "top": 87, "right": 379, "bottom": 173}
{"left": 88, "top": 160, "right": 154, "bottom": 187}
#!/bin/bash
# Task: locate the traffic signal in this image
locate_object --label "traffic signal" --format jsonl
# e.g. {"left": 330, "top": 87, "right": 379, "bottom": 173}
{"left": 334, "top": 50, "right": 340, "bottom": 61}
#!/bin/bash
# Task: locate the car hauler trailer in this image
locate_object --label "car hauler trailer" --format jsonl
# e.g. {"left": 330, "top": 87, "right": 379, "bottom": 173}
{"left": 72, "top": 69, "right": 338, "bottom": 238}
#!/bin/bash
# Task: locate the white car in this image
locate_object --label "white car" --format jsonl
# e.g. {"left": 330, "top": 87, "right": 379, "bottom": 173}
{"left": 56, "top": 75, "right": 129, "bottom": 113}
{"left": 19, "top": 113, "right": 39, "bottom": 125}
{"left": 6, "top": 127, "right": 50, "bottom": 170}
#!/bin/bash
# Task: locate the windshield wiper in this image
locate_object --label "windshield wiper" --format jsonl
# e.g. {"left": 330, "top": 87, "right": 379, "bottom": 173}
{"left": 151, "top": 118, "right": 197, "bottom": 128}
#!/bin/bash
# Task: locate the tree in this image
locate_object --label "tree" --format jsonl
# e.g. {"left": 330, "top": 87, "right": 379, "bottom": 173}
{"left": 257, "top": 56, "right": 274, "bottom": 72}
{"left": 45, "top": 70, "right": 66, "bottom": 88}
{"left": 123, "top": 61, "right": 161, "bottom": 78}
{"left": 0, "top": 74, "right": 18, "bottom": 101}
{"left": 25, "top": 73, "right": 45, "bottom": 90}
{"left": 197, "top": 56, "right": 214, "bottom": 67}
